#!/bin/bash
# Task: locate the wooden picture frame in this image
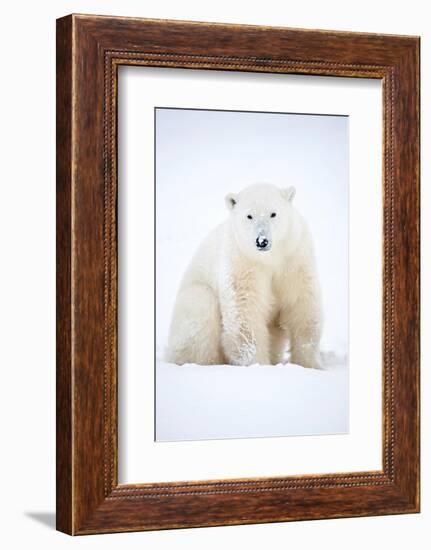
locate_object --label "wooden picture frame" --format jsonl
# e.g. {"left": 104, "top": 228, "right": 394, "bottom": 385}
{"left": 56, "top": 14, "right": 420, "bottom": 535}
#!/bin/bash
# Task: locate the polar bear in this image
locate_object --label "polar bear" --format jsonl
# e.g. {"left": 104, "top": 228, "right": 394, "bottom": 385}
{"left": 165, "top": 183, "right": 322, "bottom": 369}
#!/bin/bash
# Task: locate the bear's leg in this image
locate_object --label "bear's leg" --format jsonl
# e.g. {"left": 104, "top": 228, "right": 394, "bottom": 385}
{"left": 281, "top": 304, "right": 322, "bottom": 369}
{"left": 269, "top": 322, "right": 288, "bottom": 365}
{"left": 219, "top": 265, "right": 272, "bottom": 365}
{"left": 165, "top": 283, "right": 224, "bottom": 365}
{"left": 290, "top": 340, "right": 321, "bottom": 369}
{"left": 221, "top": 321, "right": 270, "bottom": 366}
{"left": 289, "top": 318, "right": 321, "bottom": 369}
{"left": 220, "top": 299, "right": 271, "bottom": 365}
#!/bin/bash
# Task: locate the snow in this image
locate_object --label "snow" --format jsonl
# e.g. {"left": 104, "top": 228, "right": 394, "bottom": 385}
{"left": 156, "top": 358, "right": 348, "bottom": 442}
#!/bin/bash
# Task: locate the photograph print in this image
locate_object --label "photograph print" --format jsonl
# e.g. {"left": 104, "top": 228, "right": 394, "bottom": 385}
{"left": 155, "top": 106, "right": 349, "bottom": 442}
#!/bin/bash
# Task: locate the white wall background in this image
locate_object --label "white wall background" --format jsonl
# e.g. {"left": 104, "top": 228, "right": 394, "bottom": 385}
{"left": 0, "top": 1, "right": 428, "bottom": 549}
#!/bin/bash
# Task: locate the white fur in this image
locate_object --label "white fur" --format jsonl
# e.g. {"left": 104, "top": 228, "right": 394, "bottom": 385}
{"left": 166, "top": 183, "right": 323, "bottom": 368}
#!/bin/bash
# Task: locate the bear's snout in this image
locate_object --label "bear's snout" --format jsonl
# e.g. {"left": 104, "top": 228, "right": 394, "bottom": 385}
{"left": 256, "top": 235, "right": 270, "bottom": 251}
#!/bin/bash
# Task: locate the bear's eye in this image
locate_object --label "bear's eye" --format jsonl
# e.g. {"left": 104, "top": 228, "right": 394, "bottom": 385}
{"left": 247, "top": 214, "right": 253, "bottom": 220}
{"left": 271, "top": 212, "right": 277, "bottom": 218}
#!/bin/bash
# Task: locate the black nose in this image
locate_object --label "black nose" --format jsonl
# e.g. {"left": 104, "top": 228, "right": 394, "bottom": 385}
{"left": 256, "top": 236, "right": 269, "bottom": 249}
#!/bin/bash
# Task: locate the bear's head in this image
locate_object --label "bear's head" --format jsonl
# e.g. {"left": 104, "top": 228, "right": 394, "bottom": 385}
{"left": 225, "top": 183, "right": 297, "bottom": 261}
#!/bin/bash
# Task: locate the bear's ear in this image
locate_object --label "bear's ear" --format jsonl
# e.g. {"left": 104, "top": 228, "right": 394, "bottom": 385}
{"left": 282, "top": 186, "right": 296, "bottom": 202}
{"left": 225, "top": 193, "right": 238, "bottom": 210}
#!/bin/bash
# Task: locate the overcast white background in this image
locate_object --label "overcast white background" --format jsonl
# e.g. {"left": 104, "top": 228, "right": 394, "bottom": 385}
{"left": 155, "top": 107, "right": 349, "bottom": 441}
{"left": 0, "top": 1, "right": 429, "bottom": 549}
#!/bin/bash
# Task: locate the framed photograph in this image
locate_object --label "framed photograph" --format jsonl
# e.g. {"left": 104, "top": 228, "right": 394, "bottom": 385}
{"left": 56, "top": 14, "right": 420, "bottom": 535}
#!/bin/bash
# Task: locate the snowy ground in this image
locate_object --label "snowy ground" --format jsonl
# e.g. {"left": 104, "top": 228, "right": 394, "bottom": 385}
{"left": 156, "top": 355, "right": 348, "bottom": 442}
